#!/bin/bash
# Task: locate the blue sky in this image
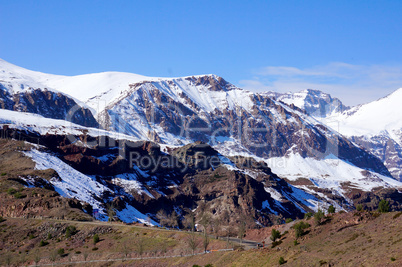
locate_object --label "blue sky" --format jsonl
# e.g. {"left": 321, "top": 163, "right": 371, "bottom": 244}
{"left": 1, "top": 0, "right": 402, "bottom": 105}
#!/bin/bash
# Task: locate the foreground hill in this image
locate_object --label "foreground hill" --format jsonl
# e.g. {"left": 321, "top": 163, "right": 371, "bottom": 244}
{"left": 0, "top": 211, "right": 400, "bottom": 266}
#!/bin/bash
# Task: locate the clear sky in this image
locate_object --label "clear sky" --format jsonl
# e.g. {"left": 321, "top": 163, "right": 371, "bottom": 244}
{"left": 1, "top": 0, "right": 402, "bottom": 106}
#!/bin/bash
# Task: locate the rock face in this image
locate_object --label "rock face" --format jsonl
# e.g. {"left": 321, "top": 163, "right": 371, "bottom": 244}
{"left": 0, "top": 88, "right": 98, "bottom": 127}
{"left": 2, "top": 130, "right": 402, "bottom": 228}
{"left": 350, "top": 135, "right": 402, "bottom": 182}
{"left": 0, "top": 133, "right": 312, "bottom": 226}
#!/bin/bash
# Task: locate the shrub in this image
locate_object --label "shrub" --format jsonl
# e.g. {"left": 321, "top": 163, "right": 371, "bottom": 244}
{"left": 7, "top": 188, "right": 17, "bottom": 195}
{"left": 1, "top": 172, "right": 6, "bottom": 176}
{"left": 57, "top": 248, "right": 65, "bottom": 255}
{"left": 393, "top": 212, "right": 402, "bottom": 219}
{"left": 47, "top": 233, "right": 52, "bottom": 240}
{"left": 39, "top": 240, "right": 48, "bottom": 247}
{"left": 293, "top": 240, "right": 299, "bottom": 246}
{"left": 378, "top": 199, "right": 390, "bottom": 213}
{"left": 314, "top": 209, "right": 325, "bottom": 225}
{"left": 271, "top": 240, "right": 282, "bottom": 248}
{"left": 93, "top": 234, "right": 100, "bottom": 244}
{"left": 391, "top": 257, "right": 396, "bottom": 261}
{"left": 92, "top": 247, "right": 98, "bottom": 251}
{"left": 328, "top": 205, "right": 335, "bottom": 214}
{"left": 279, "top": 256, "right": 286, "bottom": 265}
{"left": 0, "top": 216, "right": 5, "bottom": 223}
{"left": 65, "top": 225, "right": 77, "bottom": 238}
{"left": 29, "top": 233, "right": 35, "bottom": 240}
{"left": 68, "top": 225, "right": 77, "bottom": 233}
{"left": 66, "top": 228, "right": 71, "bottom": 238}
{"left": 319, "top": 260, "right": 328, "bottom": 265}
{"left": 345, "top": 233, "right": 359, "bottom": 243}
{"left": 356, "top": 204, "right": 363, "bottom": 211}
{"left": 304, "top": 212, "right": 313, "bottom": 219}
{"left": 14, "top": 192, "right": 25, "bottom": 199}
{"left": 205, "top": 264, "right": 214, "bottom": 267}
{"left": 294, "top": 221, "right": 310, "bottom": 238}
{"left": 270, "top": 228, "right": 281, "bottom": 242}
{"left": 285, "top": 218, "right": 293, "bottom": 223}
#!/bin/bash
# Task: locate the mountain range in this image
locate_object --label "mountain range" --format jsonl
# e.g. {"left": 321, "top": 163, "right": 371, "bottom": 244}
{"left": 0, "top": 58, "right": 401, "bottom": 226}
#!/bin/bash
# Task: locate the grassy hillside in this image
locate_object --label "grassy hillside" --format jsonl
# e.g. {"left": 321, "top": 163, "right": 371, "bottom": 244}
{"left": 0, "top": 211, "right": 401, "bottom": 266}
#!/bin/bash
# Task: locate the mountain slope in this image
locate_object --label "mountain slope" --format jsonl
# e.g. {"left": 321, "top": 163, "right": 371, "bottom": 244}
{"left": 1, "top": 60, "right": 401, "bottom": 225}
{"left": 321, "top": 88, "right": 402, "bottom": 181}
{"left": 0, "top": 59, "right": 98, "bottom": 127}
{"left": 269, "top": 87, "right": 402, "bottom": 182}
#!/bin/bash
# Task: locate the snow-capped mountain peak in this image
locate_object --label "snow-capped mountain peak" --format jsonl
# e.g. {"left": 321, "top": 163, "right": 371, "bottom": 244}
{"left": 262, "top": 89, "right": 350, "bottom": 118}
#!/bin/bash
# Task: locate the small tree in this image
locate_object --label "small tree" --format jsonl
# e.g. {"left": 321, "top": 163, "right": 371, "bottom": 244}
{"left": 212, "top": 217, "right": 221, "bottom": 239}
{"left": 107, "top": 203, "right": 116, "bottom": 222}
{"left": 199, "top": 213, "right": 211, "bottom": 234}
{"left": 203, "top": 233, "right": 210, "bottom": 253}
{"left": 183, "top": 211, "right": 196, "bottom": 231}
{"left": 304, "top": 212, "right": 313, "bottom": 219}
{"left": 285, "top": 218, "right": 293, "bottom": 223}
{"left": 188, "top": 232, "right": 199, "bottom": 255}
{"left": 39, "top": 240, "right": 48, "bottom": 247}
{"left": 279, "top": 256, "right": 286, "bottom": 265}
{"left": 57, "top": 248, "right": 65, "bottom": 256}
{"left": 65, "top": 228, "right": 71, "bottom": 238}
{"left": 270, "top": 228, "right": 281, "bottom": 242}
{"left": 314, "top": 209, "right": 325, "bottom": 225}
{"left": 238, "top": 221, "right": 246, "bottom": 244}
{"left": 328, "top": 205, "right": 336, "bottom": 214}
{"left": 168, "top": 211, "right": 179, "bottom": 228}
{"left": 156, "top": 209, "right": 168, "bottom": 227}
{"left": 65, "top": 225, "right": 76, "bottom": 238}
{"left": 293, "top": 221, "right": 310, "bottom": 239}
{"left": 378, "top": 199, "right": 390, "bottom": 213}
{"left": 356, "top": 204, "right": 363, "bottom": 211}
{"left": 93, "top": 234, "right": 100, "bottom": 244}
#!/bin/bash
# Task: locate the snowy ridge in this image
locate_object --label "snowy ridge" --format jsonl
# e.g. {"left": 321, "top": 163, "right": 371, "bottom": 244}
{"left": 1, "top": 58, "right": 223, "bottom": 116}
{"left": 316, "top": 88, "right": 402, "bottom": 181}
{"left": 262, "top": 89, "right": 349, "bottom": 118}
{"left": 322, "top": 88, "right": 402, "bottom": 140}
{"left": 0, "top": 109, "right": 139, "bottom": 142}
